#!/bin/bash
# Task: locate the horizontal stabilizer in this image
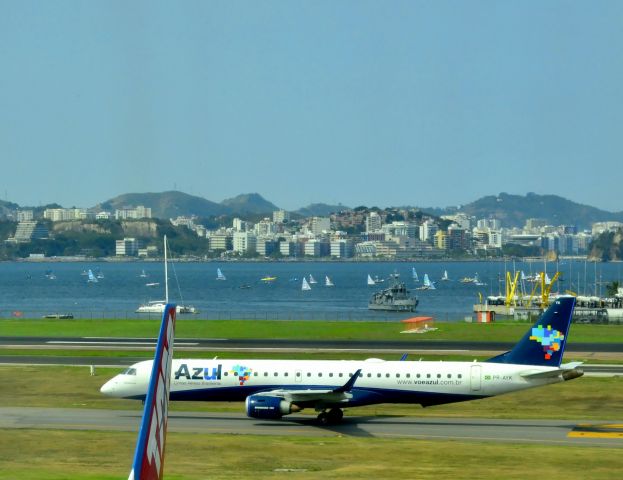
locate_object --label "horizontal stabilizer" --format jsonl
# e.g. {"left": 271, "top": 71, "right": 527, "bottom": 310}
{"left": 520, "top": 366, "right": 584, "bottom": 380}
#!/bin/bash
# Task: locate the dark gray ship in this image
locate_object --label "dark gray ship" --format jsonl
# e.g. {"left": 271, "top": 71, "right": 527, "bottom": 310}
{"left": 368, "top": 274, "right": 418, "bottom": 312}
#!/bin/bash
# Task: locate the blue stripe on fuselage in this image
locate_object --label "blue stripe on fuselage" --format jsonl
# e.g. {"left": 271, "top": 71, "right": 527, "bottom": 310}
{"left": 125, "top": 384, "right": 487, "bottom": 408}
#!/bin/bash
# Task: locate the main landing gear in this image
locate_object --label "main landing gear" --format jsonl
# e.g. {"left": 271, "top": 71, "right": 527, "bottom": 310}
{"left": 316, "top": 408, "right": 343, "bottom": 425}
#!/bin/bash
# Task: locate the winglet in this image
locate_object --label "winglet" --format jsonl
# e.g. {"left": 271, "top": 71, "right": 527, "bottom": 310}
{"left": 332, "top": 368, "right": 362, "bottom": 393}
{"left": 128, "top": 303, "right": 176, "bottom": 480}
{"left": 400, "top": 353, "right": 408, "bottom": 361}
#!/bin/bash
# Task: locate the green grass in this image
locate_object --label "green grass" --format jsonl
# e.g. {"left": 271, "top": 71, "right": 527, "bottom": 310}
{"left": 0, "top": 430, "right": 621, "bottom": 479}
{"left": 2, "top": 317, "right": 623, "bottom": 342}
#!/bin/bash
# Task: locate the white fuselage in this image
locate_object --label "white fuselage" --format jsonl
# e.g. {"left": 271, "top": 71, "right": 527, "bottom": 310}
{"left": 101, "top": 358, "right": 563, "bottom": 408}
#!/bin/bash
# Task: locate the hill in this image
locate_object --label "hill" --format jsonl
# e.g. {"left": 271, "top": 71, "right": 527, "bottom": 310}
{"left": 295, "top": 203, "right": 349, "bottom": 217}
{"left": 98, "top": 191, "right": 229, "bottom": 219}
{"left": 220, "top": 193, "right": 279, "bottom": 215}
{"left": 449, "top": 193, "right": 623, "bottom": 229}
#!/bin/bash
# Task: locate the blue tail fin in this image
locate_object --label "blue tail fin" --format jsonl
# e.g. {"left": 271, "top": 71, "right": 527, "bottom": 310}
{"left": 487, "top": 296, "right": 576, "bottom": 367}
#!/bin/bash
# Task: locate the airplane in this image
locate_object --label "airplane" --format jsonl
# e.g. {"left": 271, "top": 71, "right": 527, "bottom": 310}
{"left": 102, "top": 296, "right": 582, "bottom": 426}
{"left": 127, "top": 303, "right": 176, "bottom": 480}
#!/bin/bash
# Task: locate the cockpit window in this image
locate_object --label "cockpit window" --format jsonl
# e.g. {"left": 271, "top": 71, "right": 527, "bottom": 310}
{"left": 121, "top": 367, "right": 137, "bottom": 376}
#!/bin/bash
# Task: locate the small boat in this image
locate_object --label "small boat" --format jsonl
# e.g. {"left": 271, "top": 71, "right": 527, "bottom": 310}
{"left": 145, "top": 282, "right": 160, "bottom": 287}
{"left": 308, "top": 274, "right": 317, "bottom": 284}
{"left": 367, "top": 274, "right": 376, "bottom": 286}
{"left": 45, "top": 270, "right": 56, "bottom": 280}
{"left": 302, "top": 277, "right": 312, "bottom": 291}
{"left": 367, "top": 274, "right": 384, "bottom": 285}
{"left": 412, "top": 268, "right": 419, "bottom": 282}
{"left": 42, "top": 313, "right": 74, "bottom": 319}
{"left": 325, "top": 275, "right": 334, "bottom": 287}
{"left": 261, "top": 276, "right": 277, "bottom": 282}
{"left": 139, "top": 269, "right": 148, "bottom": 278}
{"left": 441, "top": 270, "right": 449, "bottom": 281}
{"left": 239, "top": 284, "right": 251, "bottom": 289}
{"left": 96, "top": 269, "right": 105, "bottom": 279}
{"left": 87, "top": 269, "right": 98, "bottom": 283}
{"left": 216, "top": 268, "right": 227, "bottom": 281}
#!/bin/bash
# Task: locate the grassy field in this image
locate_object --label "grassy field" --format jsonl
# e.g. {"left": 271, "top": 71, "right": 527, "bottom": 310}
{"left": 2, "top": 317, "right": 623, "bottom": 342}
{"left": 1, "top": 429, "right": 621, "bottom": 480}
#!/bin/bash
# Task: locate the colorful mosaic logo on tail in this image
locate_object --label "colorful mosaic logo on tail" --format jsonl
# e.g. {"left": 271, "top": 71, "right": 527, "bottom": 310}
{"left": 530, "top": 324, "right": 565, "bottom": 360}
{"left": 231, "top": 364, "right": 253, "bottom": 386}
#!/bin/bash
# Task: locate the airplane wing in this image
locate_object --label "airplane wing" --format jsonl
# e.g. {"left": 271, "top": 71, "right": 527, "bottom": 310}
{"left": 253, "top": 369, "right": 362, "bottom": 405}
{"left": 128, "top": 303, "right": 176, "bottom": 480}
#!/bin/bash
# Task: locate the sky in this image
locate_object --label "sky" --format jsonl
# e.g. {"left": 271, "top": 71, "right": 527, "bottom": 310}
{"left": 1, "top": 1, "right": 622, "bottom": 212}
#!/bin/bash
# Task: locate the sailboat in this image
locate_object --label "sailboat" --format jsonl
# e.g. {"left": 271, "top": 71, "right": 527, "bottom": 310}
{"left": 412, "top": 268, "right": 419, "bottom": 282}
{"left": 302, "top": 277, "right": 312, "bottom": 291}
{"left": 87, "top": 269, "right": 98, "bottom": 283}
{"left": 325, "top": 275, "right": 334, "bottom": 287}
{"left": 441, "top": 270, "right": 449, "bottom": 281}
{"left": 139, "top": 269, "right": 148, "bottom": 278}
{"left": 216, "top": 268, "right": 227, "bottom": 281}
{"left": 308, "top": 274, "right": 317, "bottom": 284}
{"left": 417, "top": 274, "right": 436, "bottom": 290}
{"left": 96, "top": 269, "right": 105, "bottom": 279}
{"left": 367, "top": 274, "right": 376, "bottom": 286}
{"left": 136, "top": 235, "right": 198, "bottom": 314}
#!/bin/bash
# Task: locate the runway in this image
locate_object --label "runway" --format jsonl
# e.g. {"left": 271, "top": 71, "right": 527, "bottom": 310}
{"left": 1, "top": 406, "right": 621, "bottom": 447}
{"left": 2, "top": 335, "right": 623, "bottom": 353}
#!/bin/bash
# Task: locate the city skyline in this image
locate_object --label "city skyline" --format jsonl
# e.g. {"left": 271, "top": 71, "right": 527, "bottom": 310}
{"left": 2, "top": 1, "right": 622, "bottom": 211}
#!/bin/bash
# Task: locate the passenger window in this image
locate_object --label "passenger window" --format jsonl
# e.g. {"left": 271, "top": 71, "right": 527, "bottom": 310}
{"left": 284, "top": 372, "right": 288, "bottom": 377}
{"left": 377, "top": 373, "right": 381, "bottom": 378}
{"left": 416, "top": 374, "right": 420, "bottom": 378}
{"left": 224, "top": 372, "right": 228, "bottom": 376}
{"left": 447, "top": 374, "right": 451, "bottom": 379}
{"left": 386, "top": 373, "right": 390, "bottom": 378}
{"left": 359, "top": 373, "right": 363, "bottom": 377}
{"left": 367, "top": 373, "right": 371, "bottom": 378}
{"left": 426, "top": 374, "right": 430, "bottom": 378}
{"left": 296, "top": 372, "right": 301, "bottom": 377}
{"left": 458, "top": 374, "right": 462, "bottom": 379}
{"left": 339, "top": 373, "right": 343, "bottom": 377}
{"left": 274, "top": 372, "right": 278, "bottom": 377}
{"left": 329, "top": 373, "right": 333, "bottom": 377}
{"left": 307, "top": 372, "right": 311, "bottom": 377}
{"left": 396, "top": 373, "right": 400, "bottom": 378}
{"left": 253, "top": 372, "right": 258, "bottom": 376}
{"left": 437, "top": 374, "right": 441, "bottom": 378}
{"left": 318, "top": 373, "right": 323, "bottom": 377}
{"left": 264, "top": 372, "right": 268, "bottom": 377}
{"left": 406, "top": 373, "right": 411, "bottom": 378}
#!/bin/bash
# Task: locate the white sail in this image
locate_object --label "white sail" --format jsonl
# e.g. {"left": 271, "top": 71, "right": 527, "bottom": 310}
{"left": 423, "top": 274, "right": 431, "bottom": 287}
{"left": 302, "top": 277, "right": 312, "bottom": 291}
{"left": 140, "top": 269, "right": 148, "bottom": 278}
{"left": 325, "top": 275, "right": 334, "bottom": 287}
{"left": 216, "top": 268, "right": 226, "bottom": 281}
{"left": 87, "top": 269, "right": 98, "bottom": 283}
{"left": 412, "top": 268, "right": 419, "bottom": 282}
{"left": 308, "top": 274, "right": 317, "bottom": 284}
{"left": 367, "top": 274, "right": 375, "bottom": 286}
{"left": 442, "top": 270, "right": 448, "bottom": 281}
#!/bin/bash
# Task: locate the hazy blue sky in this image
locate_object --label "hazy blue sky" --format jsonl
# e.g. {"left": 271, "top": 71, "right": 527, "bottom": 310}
{"left": 1, "top": 1, "right": 622, "bottom": 211}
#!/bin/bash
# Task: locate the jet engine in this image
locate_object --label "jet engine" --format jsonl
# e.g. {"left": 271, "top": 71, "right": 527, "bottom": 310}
{"left": 245, "top": 395, "right": 298, "bottom": 419}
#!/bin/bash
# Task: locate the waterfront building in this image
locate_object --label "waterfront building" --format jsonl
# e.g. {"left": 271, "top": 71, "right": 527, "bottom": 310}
{"left": 233, "top": 231, "right": 257, "bottom": 255}
{"left": 208, "top": 231, "right": 233, "bottom": 252}
{"left": 256, "top": 237, "right": 279, "bottom": 256}
{"left": 115, "top": 237, "right": 141, "bottom": 256}
{"left": 330, "top": 239, "right": 354, "bottom": 258}
{"left": 95, "top": 211, "right": 112, "bottom": 220}
{"left": 442, "top": 213, "right": 473, "bottom": 230}
{"left": 592, "top": 221, "right": 623, "bottom": 236}
{"left": 308, "top": 217, "right": 331, "bottom": 236}
{"left": 434, "top": 230, "right": 448, "bottom": 250}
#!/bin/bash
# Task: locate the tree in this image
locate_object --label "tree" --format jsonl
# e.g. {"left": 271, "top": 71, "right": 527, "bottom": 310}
{"left": 606, "top": 281, "right": 620, "bottom": 297}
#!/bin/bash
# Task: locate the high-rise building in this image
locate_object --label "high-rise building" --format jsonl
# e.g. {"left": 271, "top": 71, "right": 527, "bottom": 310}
{"left": 115, "top": 238, "right": 141, "bottom": 256}
{"left": 365, "top": 212, "right": 382, "bottom": 232}
{"left": 273, "top": 210, "right": 290, "bottom": 223}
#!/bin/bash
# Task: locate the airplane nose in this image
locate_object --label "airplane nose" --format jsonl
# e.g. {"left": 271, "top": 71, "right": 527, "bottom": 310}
{"left": 100, "top": 379, "right": 115, "bottom": 396}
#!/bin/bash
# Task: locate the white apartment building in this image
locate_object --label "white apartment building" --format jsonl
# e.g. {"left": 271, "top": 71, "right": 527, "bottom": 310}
{"left": 308, "top": 217, "right": 330, "bottom": 236}
{"left": 16, "top": 210, "right": 33, "bottom": 222}
{"left": 233, "top": 231, "right": 257, "bottom": 254}
{"left": 233, "top": 218, "right": 251, "bottom": 232}
{"left": 44, "top": 208, "right": 87, "bottom": 222}
{"left": 115, "top": 206, "right": 152, "bottom": 220}
{"left": 365, "top": 212, "right": 382, "bottom": 232}
{"left": 330, "top": 239, "right": 354, "bottom": 258}
{"left": 254, "top": 218, "right": 276, "bottom": 236}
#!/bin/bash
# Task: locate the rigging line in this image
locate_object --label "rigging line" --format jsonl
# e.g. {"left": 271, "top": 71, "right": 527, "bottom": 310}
{"left": 166, "top": 239, "right": 185, "bottom": 305}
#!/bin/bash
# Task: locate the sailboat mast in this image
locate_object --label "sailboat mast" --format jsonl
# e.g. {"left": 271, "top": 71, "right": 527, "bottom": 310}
{"left": 164, "top": 235, "right": 169, "bottom": 304}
